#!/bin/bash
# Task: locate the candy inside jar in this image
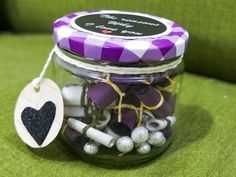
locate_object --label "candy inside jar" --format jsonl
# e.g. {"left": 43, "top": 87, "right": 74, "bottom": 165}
{"left": 54, "top": 50, "right": 183, "bottom": 165}
{"left": 52, "top": 10, "right": 189, "bottom": 166}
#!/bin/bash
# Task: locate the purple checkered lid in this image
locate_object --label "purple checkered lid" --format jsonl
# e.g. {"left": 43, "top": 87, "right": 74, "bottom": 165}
{"left": 53, "top": 10, "right": 189, "bottom": 64}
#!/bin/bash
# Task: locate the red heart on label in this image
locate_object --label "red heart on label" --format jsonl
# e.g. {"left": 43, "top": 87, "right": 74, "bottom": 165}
{"left": 101, "top": 29, "right": 112, "bottom": 34}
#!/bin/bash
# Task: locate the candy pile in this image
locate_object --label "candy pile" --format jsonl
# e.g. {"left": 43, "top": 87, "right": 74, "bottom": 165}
{"left": 61, "top": 73, "right": 176, "bottom": 155}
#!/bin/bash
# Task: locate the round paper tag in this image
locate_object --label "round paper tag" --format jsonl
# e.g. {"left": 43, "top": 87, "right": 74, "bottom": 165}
{"left": 14, "top": 78, "right": 64, "bottom": 148}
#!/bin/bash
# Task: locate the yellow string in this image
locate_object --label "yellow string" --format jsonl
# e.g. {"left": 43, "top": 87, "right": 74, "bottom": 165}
{"left": 166, "top": 76, "right": 174, "bottom": 85}
{"left": 117, "top": 95, "right": 123, "bottom": 122}
{"left": 138, "top": 103, "right": 144, "bottom": 127}
{"left": 106, "top": 88, "right": 165, "bottom": 125}
{"left": 61, "top": 124, "right": 68, "bottom": 138}
{"left": 108, "top": 103, "right": 156, "bottom": 123}
{"left": 156, "top": 76, "right": 174, "bottom": 92}
{"left": 141, "top": 89, "right": 164, "bottom": 110}
{"left": 107, "top": 88, "right": 164, "bottom": 112}
{"left": 143, "top": 109, "right": 155, "bottom": 119}
{"left": 109, "top": 103, "right": 139, "bottom": 121}
{"left": 98, "top": 74, "right": 170, "bottom": 125}
{"left": 103, "top": 73, "right": 125, "bottom": 122}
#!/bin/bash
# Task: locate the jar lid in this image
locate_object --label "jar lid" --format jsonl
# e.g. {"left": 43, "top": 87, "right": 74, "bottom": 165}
{"left": 53, "top": 10, "right": 189, "bottom": 64}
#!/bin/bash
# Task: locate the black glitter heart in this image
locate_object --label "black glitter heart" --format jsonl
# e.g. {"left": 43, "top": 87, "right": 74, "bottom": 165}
{"left": 21, "top": 101, "right": 56, "bottom": 145}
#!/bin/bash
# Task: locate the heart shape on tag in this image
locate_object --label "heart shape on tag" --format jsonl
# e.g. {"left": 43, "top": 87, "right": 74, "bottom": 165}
{"left": 15, "top": 79, "right": 63, "bottom": 148}
{"left": 21, "top": 101, "right": 56, "bottom": 145}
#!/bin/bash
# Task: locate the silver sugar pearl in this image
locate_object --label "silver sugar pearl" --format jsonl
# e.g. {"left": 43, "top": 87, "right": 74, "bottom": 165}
{"left": 131, "top": 126, "right": 149, "bottom": 144}
{"left": 83, "top": 142, "right": 99, "bottom": 155}
{"left": 136, "top": 143, "right": 151, "bottom": 154}
{"left": 148, "top": 131, "right": 166, "bottom": 147}
{"left": 116, "top": 136, "right": 134, "bottom": 153}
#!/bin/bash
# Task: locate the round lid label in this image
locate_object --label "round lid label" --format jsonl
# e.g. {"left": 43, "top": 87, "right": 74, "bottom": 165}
{"left": 71, "top": 11, "right": 171, "bottom": 39}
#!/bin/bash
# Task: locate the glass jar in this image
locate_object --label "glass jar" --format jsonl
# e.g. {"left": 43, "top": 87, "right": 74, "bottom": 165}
{"left": 52, "top": 10, "right": 189, "bottom": 166}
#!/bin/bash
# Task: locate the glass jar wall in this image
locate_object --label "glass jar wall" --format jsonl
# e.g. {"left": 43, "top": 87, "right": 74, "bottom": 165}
{"left": 52, "top": 48, "right": 184, "bottom": 166}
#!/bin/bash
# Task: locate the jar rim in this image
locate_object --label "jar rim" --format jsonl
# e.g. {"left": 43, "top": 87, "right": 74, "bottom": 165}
{"left": 53, "top": 45, "right": 183, "bottom": 76}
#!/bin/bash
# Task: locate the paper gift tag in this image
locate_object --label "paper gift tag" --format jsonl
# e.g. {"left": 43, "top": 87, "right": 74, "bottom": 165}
{"left": 14, "top": 78, "right": 64, "bottom": 148}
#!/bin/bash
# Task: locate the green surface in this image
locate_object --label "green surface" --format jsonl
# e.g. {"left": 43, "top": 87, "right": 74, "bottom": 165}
{"left": 0, "top": 34, "right": 235, "bottom": 176}
{"left": 5, "top": 0, "right": 236, "bottom": 82}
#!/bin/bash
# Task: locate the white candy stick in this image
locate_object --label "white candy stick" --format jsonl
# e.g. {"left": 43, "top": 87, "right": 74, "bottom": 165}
{"left": 64, "top": 105, "right": 92, "bottom": 117}
{"left": 95, "top": 110, "right": 111, "bottom": 130}
{"left": 67, "top": 118, "right": 115, "bottom": 148}
{"left": 104, "top": 126, "right": 121, "bottom": 140}
{"left": 62, "top": 85, "right": 87, "bottom": 106}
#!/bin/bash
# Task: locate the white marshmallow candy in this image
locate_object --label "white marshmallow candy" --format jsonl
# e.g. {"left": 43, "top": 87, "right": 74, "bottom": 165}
{"left": 137, "top": 143, "right": 151, "bottom": 154}
{"left": 83, "top": 142, "right": 99, "bottom": 155}
{"left": 166, "top": 115, "right": 176, "bottom": 127}
{"left": 62, "top": 85, "right": 87, "bottom": 105}
{"left": 116, "top": 136, "right": 134, "bottom": 153}
{"left": 148, "top": 131, "right": 166, "bottom": 147}
{"left": 131, "top": 126, "right": 149, "bottom": 144}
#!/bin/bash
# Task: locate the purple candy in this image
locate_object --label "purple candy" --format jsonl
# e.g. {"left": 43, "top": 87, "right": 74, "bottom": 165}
{"left": 133, "top": 85, "right": 162, "bottom": 107}
{"left": 122, "top": 94, "right": 140, "bottom": 107}
{"left": 63, "top": 125, "right": 88, "bottom": 146}
{"left": 109, "top": 109, "right": 137, "bottom": 136}
{"left": 132, "top": 85, "right": 175, "bottom": 118}
{"left": 152, "top": 92, "right": 176, "bottom": 118}
{"left": 87, "top": 82, "right": 128, "bottom": 108}
{"left": 154, "top": 77, "right": 172, "bottom": 88}
{"left": 152, "top": 72, "right": 169, "bottom": 85}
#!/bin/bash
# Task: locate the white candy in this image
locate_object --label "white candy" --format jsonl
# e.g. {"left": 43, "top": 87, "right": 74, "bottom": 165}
{"left": 104, "top": 126, "right": 122, "bottom": 140}
{"left": 131, "top": 126, "right": 149, "bottom": 144}
{"left": 146, "top": 119, "right": 168, "bottom": 132}
{"left": 68, "top": 118, "right": 115, "bottom": 148}
{"left": 142, "top": 113, "right": 153, "bottom": 123}
{"left": 95, "top": 110, "right": 111, "bottom": 130}
{"left": 116, "top": 136, "right": 134, "bottom": 153}
{"left": 62, "top": 85, "right": 87, "bottom": 105}
{"left": 64, "top": 105, "right": 92, "bottom": 117}
{"left": 137, "top": 143, "right": 151, "bottom": 154}
{"left": 166, "top": 115, "right": 176, "bottom": 127}
{"left": 148, "top": 131, "right": 166, "bottom": 147}
{"left": 83, "top": 142, "right": 99, "bottom": 155}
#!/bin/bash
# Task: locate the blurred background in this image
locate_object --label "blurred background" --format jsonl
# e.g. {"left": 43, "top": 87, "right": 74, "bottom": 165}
{"left": 0, "top": 1, "right": 235, "bottom": 177}
{"left": 0, "top": 0, "right": 236, "bottom": 82}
